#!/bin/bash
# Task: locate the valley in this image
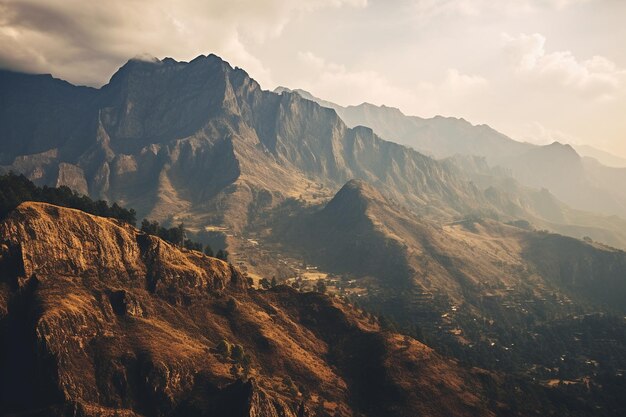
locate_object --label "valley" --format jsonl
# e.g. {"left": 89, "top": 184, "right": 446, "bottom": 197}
{"left": 154, "top": 177, "right": 626, "bottom": 417}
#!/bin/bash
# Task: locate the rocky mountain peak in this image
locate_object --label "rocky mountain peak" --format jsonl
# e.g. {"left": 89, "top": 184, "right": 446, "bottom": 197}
{"left": 544, "top": 141, "right": 580, "bottom": 157}
{"left": 326, "top": 179, "right": 384, "bottom": 211}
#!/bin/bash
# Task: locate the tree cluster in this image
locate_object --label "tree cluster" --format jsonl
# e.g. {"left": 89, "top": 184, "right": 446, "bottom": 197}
{"left": 0, "top": 172, "right": 136, "bottom": 224}
{"left": 259, "top": 276, "right": 278, "bottom": 289}
{"left": 140, "top": 220, "right": 186, "bottom": 246}
{"left": 216, "top": 339, "right": 252, "bottom": 378}
{"left": 0, "top": 173, "right": 232, "bottom": 261}
{"left": 140, "top": 219, "right": 228, "bottom": 260}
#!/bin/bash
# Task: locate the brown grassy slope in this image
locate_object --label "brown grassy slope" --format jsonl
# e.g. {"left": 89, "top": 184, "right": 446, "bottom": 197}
{"left": 277, "top": 179, "right": 626, "bottom": 310}
{"left": 276, "top": 180, "right": 527, "bottom": 298}
{"left": 0, "top": 202, "right": 498, "bottom": 417}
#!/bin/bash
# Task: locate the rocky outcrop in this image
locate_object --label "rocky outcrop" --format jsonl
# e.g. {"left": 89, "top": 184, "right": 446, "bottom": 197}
{"left": 56, "top": 162, "right": 89, "bottom": 195}
{"left": 0, "top": 203, "right": 498, "bottom": 417}
{"left": 0, "top": 202, "right": 244, "bottom": 295}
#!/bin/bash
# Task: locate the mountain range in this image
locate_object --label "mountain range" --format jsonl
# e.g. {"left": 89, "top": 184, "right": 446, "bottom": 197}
{"left": 574, "top": 144, "right": 626, "bottom": 168}
{"left": 2, "top": 56, "right": 626, "bottom": 252}
{"left": 0, "top": 56, "right": 487, "bottom": 229}
{"left": 1, "top": 53, "right": 626, "bottom": 416}
{"left": 277, "top": 87, "right": 626, "bottom": 219}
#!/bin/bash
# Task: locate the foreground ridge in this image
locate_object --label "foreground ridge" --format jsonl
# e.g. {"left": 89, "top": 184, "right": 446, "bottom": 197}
{"left": 0, "top": 202, "right": 498, "bottom": 417}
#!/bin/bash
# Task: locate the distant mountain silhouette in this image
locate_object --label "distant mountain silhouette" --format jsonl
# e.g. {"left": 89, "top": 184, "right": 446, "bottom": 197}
{"left": 279, "top": 87, "right": 626, "bottom": 218}
{"left": 574, "top": 144, "right": 626, "bottom": 168}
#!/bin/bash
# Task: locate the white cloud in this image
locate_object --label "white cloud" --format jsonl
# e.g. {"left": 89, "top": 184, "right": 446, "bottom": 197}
{"left": 294, "top": 51, "right": 487, "bottom": 117}
{"left": 502, "top": 32, "right": 625, "bottom": 99}
{"left": 0, "top": 0, "right": 367, "bottom": 87}
{"left": 411, "top": 0, "right": 592, "bottom": 18}
{"left": 441, "top": 68, "right": 487, "bottom": 93}
{"left": 296, "top": 51, "right": 416, "bottom": 108}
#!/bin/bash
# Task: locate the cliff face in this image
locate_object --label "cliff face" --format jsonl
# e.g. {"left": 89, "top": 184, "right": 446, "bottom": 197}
{"left": 0, "top": 203, "right": 497, "bottom": 417}
{"left": 276, "top": 88, "right": 532, "bottom": 163}
{"left": 0, "top": 56, "right": 490, "bottom": 232}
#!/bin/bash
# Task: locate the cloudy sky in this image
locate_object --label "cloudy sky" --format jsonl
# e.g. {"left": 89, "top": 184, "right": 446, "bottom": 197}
{"left": 1, "top": 0, "right": 625, "bottom": 158}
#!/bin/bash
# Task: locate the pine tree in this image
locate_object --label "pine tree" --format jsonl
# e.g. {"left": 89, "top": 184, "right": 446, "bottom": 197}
{"left": 216, "top": 249, "right": 229, "bottom": 261}
{"left": 231, "top": 344, "right": 245, "bottom": 362}
{"left": 216, "top": 339, "right": 232, "bottom": 358}
{"left": 241, "top": 354, "right": 252, "bottom": 378}
{"left": 226, "top": 297, "right": 237, "bottom": 314}
{"left": 175, "top": 223, "right": 185, "bottom": 247}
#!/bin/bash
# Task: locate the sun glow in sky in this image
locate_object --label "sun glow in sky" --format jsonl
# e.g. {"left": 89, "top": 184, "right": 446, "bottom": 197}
{"left": 1, "top": 0, "right": 625, "bottom": 157}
